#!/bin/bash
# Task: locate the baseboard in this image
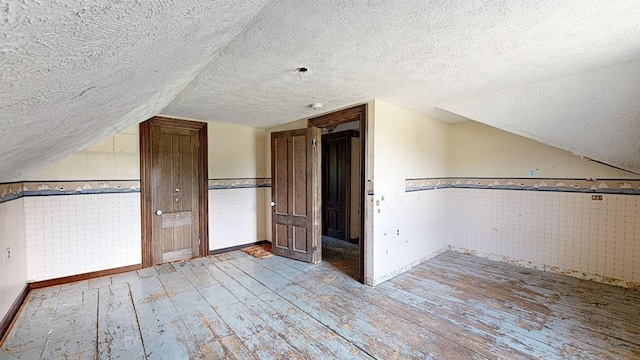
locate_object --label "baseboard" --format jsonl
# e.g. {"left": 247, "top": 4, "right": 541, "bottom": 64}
{"left": 28, "top": 264, "right": 142, "bottom": 290}
{"left": 0, "top": 285, "right": 29, "bottom": 345}
{"left": 209, "top": 240, "right": 270, "bottom": 255}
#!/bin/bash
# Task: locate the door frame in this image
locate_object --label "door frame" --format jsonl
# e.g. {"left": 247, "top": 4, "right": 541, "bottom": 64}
{"left": 308, "top": 104, "right": 367, "bottom": 283}
{"left": 139, "top": 116, "right": 209, "bottom": 268}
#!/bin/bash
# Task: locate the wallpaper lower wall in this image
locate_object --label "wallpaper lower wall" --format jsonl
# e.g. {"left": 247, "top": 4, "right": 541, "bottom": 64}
{"left": 24, "top": 193, "right": 141, "bottom": 281}
{"left": 4, "top": 174, "right": 639, "bottom": 290}
{"left": 208, "top": 187, "right": 270, "bottom": 250}
{"left": 447, "top": 188, "right": 640, "bottom": 288}
{"left": 0, "top": 198, "right": 26, "bottom": 323}
{"left": 5, "top": 179, "right": 270, "bottom": 282}
{"left": 370, "top": 185, "right": 449, "bottom": 285}
{"left": 402, "top": 177, "right": 640, "bottom": 289}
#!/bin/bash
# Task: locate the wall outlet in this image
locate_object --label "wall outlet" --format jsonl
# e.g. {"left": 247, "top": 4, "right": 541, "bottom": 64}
{"left": 5, "top": 247, "right": 10, "bottom": 261}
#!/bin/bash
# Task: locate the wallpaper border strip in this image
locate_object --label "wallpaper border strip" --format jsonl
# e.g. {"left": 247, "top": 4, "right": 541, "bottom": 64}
{"left": 405, "top": 177, "right": 640, "bottom": 195}
{"left": 0, "top": 178, "right": 273, "bottom": 204}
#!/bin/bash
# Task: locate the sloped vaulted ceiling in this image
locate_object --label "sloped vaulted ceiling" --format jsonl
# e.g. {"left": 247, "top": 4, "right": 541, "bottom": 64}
{"left": 1, "top": 0, "right": 640, "bottom": 182}
{"left": 0, "top": 0, "right": 270, "bottom": 182}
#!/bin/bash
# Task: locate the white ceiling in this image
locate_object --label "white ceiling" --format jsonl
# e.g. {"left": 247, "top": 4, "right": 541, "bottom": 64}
{"left": 1, "top": 0, "right": 640, "bottom": 182}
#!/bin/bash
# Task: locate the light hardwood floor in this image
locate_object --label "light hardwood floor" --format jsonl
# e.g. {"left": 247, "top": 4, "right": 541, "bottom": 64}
{"left": 1, "top": 250, "right": 639, "bottom": 359}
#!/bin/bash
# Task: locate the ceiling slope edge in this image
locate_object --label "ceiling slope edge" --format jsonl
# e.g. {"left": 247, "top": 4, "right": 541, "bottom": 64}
{"left": 437, "top": 60, "right": 640, "bottom": 175}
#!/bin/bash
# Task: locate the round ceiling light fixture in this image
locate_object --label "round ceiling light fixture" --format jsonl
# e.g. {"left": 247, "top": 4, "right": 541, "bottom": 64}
{"left": 309, "top": 103, "right": 323, "bottom": 110}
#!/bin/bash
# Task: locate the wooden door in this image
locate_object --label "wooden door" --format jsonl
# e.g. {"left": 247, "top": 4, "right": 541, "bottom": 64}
{"left": 322, "top": 132, "right": 351, "bottom": 240}
{"left": 271, "top": 127, "right": 321, "bottom": 263}
{"left": 140, "top": 117, "right": 208, "bottom": 267}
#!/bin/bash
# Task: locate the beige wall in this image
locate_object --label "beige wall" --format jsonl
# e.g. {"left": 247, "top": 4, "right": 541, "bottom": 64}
{"left": 29, "top": 119, "right": 268, "bottom": 181}
{"left": 374, "top": 100, "right": 450, "bottom": 183}
{"left": 369, "top": 99, "right": 451, "bottom": 284}
{"left": 30, "top": 125, "right": 140, "bottom": 181}
{"left": 207, "top": 121, "right": 266, "bottom": 178}
{"left": 448, "top": 121, "right": 637, "bottom": 178}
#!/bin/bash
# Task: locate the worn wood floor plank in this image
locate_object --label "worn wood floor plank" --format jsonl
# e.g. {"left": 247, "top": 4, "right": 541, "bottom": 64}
{"left": 42, "top": 288, "right": 99, "bottom": 360}
{"left": 128, "top": 276, "right": 202, "bottom": 360}
{"left": 439, "top": 253, "right": 640, "bottom": 313}
{"left": 270, "top": 254, "right": 553, "bottom": 359}
{"left": 423, "top": 254, "right": 640, "bottom": 355}
{"left": 4, "top": 250, "right": 640, "bottom": 359}
{"left": 1, "top": 296, "right": 59, "bottom": 358}
{"left": 28, "top": 286, "right": 61, "bottom": 301}
{"left": 88, "top": 275, "right": 113, "bottom": 290}
{"left": 97, "top": 283, "right": 145, "bottom": 360}
{"left": 422, "top": 258, "right": 640, "bottom": 335}
{"left": 206, "top": 263, "right": 337, "bottom": 358}
{"left": 157, "top": 269, "right": 234, "bottom": 352}
{"left": 304, "top": 255, "right": 585, "bottom": 360}
{"left": 388, "top": 271, "right": 629, "bottom": 359}
{"left": 110, "top": 271, "right": 140, "bottom": 286}
{"left": 232, "top": 254, "right": 486, "bottom": 360}
{"left": 213, "top": 260, "right": 373, "bottom": 359}
{"left": 403, "top": 256, "right": 640, "bottom": 359}
{"left": 442, "top": 252, "right": 640, "bottom": 305}
{"left": 215, "top": 260, "right": 373, "bottom": 359}
{"left": 185, "top": 265, "right": 297, "bottom": 359}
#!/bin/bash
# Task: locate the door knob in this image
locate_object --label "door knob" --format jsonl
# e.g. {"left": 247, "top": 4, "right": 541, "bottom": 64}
{"left": 155, "top": 209, "right": 163, "bottom": 215}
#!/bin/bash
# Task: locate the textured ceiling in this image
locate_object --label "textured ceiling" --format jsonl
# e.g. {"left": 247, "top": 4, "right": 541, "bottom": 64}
{"left": 0, "top": 0, "right": 269, "bottom": 182}
{"left": 1, "top": 0, "right": 640, "bottom": 181}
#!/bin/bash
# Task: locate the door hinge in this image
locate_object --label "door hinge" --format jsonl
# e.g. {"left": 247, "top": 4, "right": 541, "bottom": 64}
{"left": 312, "top": 139, "right": 317, "bottom": 146}
{"left": 198, "top": 238, "right": 201, "bottom": 246}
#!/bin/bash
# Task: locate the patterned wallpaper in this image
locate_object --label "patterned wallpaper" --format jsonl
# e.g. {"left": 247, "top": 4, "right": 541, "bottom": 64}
{"left": 208, "top": 178, "right": 271, "bottom": 190}
{"left": 406, "top": 177, "right": 640, "bottom": 195}
{"left": 1, "top": 178, "right": 273, "bottom": 282}
{"left": 446, "top": 188, "right": 640, "bottom": 290}
{"left": 0, "top": 182, "right": 22, "bottom": 203}
{"left": 0, "top": 178, "right": 272, "bottom": 204}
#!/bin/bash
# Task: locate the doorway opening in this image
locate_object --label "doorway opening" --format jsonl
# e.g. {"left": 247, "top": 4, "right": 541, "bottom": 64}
{"left": 309, "top": 105, "right": 366, "bottom": 282}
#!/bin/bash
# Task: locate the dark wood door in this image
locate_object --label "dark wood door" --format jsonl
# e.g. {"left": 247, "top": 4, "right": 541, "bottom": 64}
{"left": 322, "top": 132, "right": 352, "bottom": 240}
{"left": 271, "top": 127, "right": 321, "bottom": 263}
{"left": 140, "top": 117, "right": 208, "bottom": 267}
